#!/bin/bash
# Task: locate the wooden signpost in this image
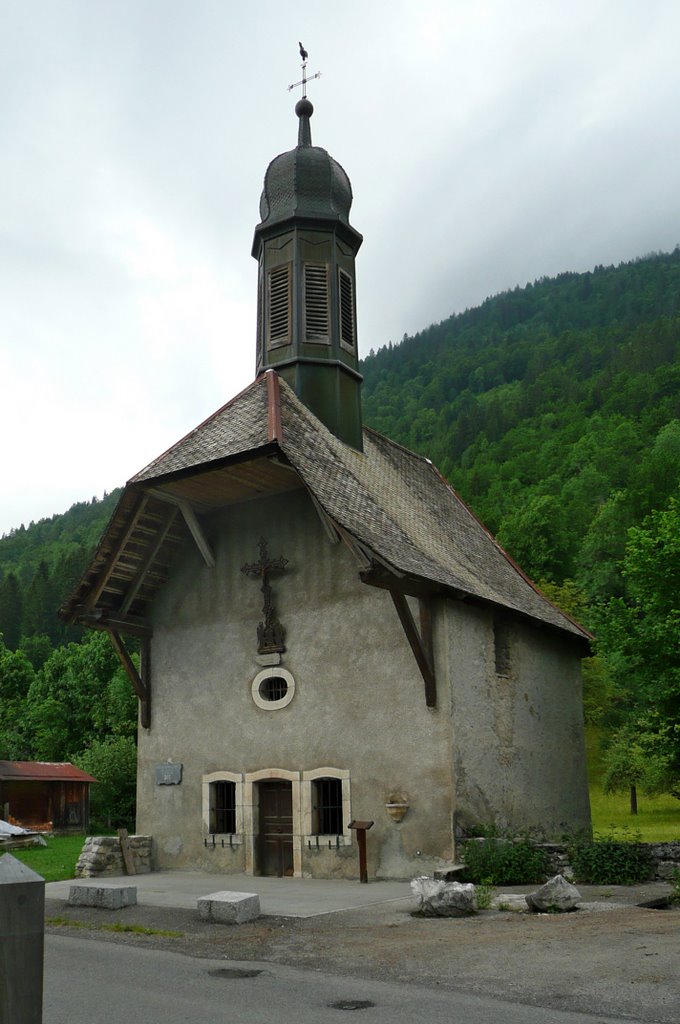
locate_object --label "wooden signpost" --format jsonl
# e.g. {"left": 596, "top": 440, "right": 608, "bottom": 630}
{"left": 348, "top": 820, "right": 374, "bottom": 883}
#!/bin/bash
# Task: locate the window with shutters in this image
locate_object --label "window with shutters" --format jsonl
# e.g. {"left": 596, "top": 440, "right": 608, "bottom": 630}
{"left": 267, "top": 264, "right": 291, "bottom": 347}
{"left": 303, "top": 263, "right": 330, "bottom": 342}
{"left": 338, "top": 268, "right": 355, "bottom": 349}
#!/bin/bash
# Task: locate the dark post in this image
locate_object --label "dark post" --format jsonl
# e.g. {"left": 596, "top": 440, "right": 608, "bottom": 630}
{"left": 0, "top": 853, "right": 45, "bottom": 1024}
{"left": 348, "top": 820, "right": 374, "bottom": 884}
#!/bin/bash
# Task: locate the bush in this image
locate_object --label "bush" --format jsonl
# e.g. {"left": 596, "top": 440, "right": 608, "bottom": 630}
{"left": 568, "top": 829, "right": 652, "bottom": 884}
{"left": 74, "top": 735, "right": 137, "bottom": 832}
{"left": 462, "top": 838, "right": 549, "bottom": 885}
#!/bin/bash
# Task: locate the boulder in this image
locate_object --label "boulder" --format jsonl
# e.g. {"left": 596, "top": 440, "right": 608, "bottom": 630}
{"left": 411, "top": 876, "right": 477, "bottom": 916}
{"left": 526, "top": 874, "right": 581, "bottom": 913}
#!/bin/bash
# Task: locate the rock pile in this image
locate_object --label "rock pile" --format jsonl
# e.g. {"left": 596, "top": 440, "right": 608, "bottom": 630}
{"left": 75, "top": 835, "right": 152, "bottom": 877}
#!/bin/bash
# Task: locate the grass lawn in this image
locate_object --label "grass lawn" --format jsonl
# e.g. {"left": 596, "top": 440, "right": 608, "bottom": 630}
{"left": 587, "top": 725, "right": 680, "bottom": 842}
{"left": 589, "top": 787, "right": 680, "bottom": 841}
{"left": 6, "top": 834, "right": 86, "bottom": 882}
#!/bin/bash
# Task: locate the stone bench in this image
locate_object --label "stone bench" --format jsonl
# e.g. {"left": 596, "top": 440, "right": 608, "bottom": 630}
{"left": 197, "top": 890, "right": 260, "bottom": 924}
{"left": 68, "top": 884, "right": 137, "bottom": 910}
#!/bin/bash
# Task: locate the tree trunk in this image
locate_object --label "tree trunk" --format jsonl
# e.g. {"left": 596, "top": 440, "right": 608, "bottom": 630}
{"left": 630, "top": 784, "right": 638, "bottom": 815}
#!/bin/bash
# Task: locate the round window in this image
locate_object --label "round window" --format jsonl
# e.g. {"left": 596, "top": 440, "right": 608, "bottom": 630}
{"left": 251, "top": 668, "right": 295, "bottom": 710}
{"left": 260, "top": 676, "right": 288, "bottom": 702}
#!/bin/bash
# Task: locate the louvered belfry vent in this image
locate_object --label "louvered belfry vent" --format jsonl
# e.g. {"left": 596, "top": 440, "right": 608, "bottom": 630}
{"left": 253, "top": 96, "right": 364, "bottom": 448}
{"left": 339, "top": 269, "right": 355, "bottom": 347}
{"left": 304, "top": 263, "right": 330, "bottom": 342}
{"left": 268, "top": 264, "right": 291, "bottom": 345}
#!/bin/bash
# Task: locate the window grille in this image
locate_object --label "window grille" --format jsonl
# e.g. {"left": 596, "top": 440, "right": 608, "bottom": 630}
{"left": 259, "top": 676, "right": 288, "bottom": 702}
{"left": 338, "top": 269, "right": 355, "bottom": 347}
{"left": 312, "top": 777, "right": 343, "bottom": 835}
{"left": 304, "top": 263, "right": 330, "bottom": 342}
{"left": 211, "top": 780, "right": 236, "bottom": 833}
{"left": 268, "top": 264, "right": 291, "bottom": 346}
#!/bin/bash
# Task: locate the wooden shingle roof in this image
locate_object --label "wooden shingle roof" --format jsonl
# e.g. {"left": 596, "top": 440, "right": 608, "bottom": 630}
{"left": 61, "top": 371, "right": 590, "bottom": 647}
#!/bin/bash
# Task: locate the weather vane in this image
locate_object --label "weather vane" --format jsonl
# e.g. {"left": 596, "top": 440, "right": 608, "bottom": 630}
{"left": 288, "top": 41, "right": 321, "bottom": 99}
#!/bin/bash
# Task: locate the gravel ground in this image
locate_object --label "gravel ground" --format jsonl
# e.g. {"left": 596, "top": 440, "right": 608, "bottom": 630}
{"left": 46, "top": 883, "right": 680, "bottom": 1022}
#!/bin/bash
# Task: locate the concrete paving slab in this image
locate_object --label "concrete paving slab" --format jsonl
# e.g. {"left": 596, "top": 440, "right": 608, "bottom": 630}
{"left": 46, "top": 871, "right": 413, "bottom": 918}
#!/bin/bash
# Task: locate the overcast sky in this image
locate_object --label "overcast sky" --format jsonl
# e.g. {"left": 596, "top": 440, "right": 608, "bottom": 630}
{"left": 2, "top": 1, "right": 679, "bottom": 536}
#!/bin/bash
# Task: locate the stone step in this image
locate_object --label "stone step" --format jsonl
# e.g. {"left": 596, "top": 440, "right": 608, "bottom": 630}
{"left": 68, "top": 884, "right": 137, "bottom": 909}
{"left": 197, "top": 890, "right": 261, "bottom": 924}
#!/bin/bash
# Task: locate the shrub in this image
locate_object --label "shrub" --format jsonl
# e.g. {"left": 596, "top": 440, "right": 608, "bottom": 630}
{"left": 462, "top": 838, "right": 549, "bottom": 885}
{"left": 568, "top": 829, "right": 652, "bottom": 884}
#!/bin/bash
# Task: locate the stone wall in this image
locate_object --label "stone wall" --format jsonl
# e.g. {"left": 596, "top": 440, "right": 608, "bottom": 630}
{"left": 459, "top": 838, "right": 680, "bottom": 882}
{"left": 75, "top": 835, "right": 153, "bottom": 877}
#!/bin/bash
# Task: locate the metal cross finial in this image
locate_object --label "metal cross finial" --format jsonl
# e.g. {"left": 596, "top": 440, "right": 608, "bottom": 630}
{"left": 288, "top": 41, "right": 321, "bottom": 98}
{"left": 241, "top": 538, "right": 289, "bottom": 654}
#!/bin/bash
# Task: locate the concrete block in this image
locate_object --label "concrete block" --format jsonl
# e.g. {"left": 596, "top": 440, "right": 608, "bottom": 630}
{"left": 197, "top": 890, "right": 260, "bottom": 924}
{"left": 68, "top": 884, "right": 137, "bottom": 909}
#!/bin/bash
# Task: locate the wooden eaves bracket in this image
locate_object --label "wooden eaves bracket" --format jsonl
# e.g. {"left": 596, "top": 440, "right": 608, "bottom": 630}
{"left": 329, "top": 525, "right": 437, "bottom": 708}
{"left": 108, "top": 631, "right": 151, "bottom": 729}
{"left": 302, "top": 503, "right": 438, "bottom": 708}
{"left": 388, "top": 590, "right": 437, "bottom": 708}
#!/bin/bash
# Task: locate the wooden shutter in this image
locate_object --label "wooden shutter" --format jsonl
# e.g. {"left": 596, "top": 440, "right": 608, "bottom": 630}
{"left": 338, "top": 269, "right": 355, "bottom": 347}
{"left": 268, "top": 264, "right": 291, "bottom": 346}
{"left": 304, "top": 263, "right": 330, "bottom": 342}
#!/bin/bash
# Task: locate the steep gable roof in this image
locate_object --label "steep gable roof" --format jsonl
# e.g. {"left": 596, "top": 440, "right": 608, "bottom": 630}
{"left": 61, "top": 372, "right": 589, "bottom": 646}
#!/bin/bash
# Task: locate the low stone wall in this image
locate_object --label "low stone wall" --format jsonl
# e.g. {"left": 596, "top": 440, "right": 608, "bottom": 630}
{"left": 75, "top": 835, "right": 153, "bottom": 877}
{"left": 647, "top": 842, "right": 680, "bottom": 881}
{"left": 459, "top": 838, "right": 680, "bottom": 882}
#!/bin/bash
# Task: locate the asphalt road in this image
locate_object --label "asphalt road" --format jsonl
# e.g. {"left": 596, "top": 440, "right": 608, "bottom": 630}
{"left": 44, "top": 933, "right": 645, "bottom": 1024}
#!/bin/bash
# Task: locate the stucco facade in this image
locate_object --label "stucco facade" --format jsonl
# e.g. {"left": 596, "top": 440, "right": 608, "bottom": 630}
{"left": 64, "top": 93, "right": 592, "bottom": 882}
{"left": 136, "top": 488, "right": 591, "bottom": 879}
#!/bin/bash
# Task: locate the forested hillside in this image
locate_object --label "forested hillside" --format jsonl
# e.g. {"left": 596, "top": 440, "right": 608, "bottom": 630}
{"left": 362, "top": 250, "right": 680, "bottom": 601}
{"left": 0, "top": 491, "right": 121, "bottom": 656}
{"left": 0, "top": 250, "right": 678, "bottom": 820}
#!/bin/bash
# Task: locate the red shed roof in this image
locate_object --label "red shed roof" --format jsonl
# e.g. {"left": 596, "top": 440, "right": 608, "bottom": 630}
{"left": 0, "top": 761, "right": 97, "bottom": 783}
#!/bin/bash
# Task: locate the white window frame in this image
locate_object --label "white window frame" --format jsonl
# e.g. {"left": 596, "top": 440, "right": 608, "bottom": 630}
{"left": 202, "top": 770, "right": 244, "bottom": 844}
{"left": 302, "top": 767, "right": 352, "bottom": 847}
{"left": 251, "top": 667, "right": 296, "bottom": 711}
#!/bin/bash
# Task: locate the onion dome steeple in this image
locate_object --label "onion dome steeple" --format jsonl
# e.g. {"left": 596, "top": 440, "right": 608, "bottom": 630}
{"left": 252, "top": 61, "right": 363, "bottom": 450}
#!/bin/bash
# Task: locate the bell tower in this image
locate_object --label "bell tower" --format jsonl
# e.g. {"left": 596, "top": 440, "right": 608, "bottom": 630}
{"left": 252, "top": 70, "right": 363, "bottom": 450}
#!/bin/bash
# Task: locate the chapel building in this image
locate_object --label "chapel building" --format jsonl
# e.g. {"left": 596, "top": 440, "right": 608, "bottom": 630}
{"left": 61, "top": 95, "right": 592, "bottom": 879}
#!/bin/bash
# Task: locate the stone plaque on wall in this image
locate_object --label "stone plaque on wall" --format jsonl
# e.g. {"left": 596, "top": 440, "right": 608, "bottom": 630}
{"left": 155, "top": 763, "right": 183, "bottom": 786}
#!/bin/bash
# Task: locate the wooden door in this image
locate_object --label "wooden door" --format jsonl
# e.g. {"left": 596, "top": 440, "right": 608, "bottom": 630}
{"left": 258, "top": 781, "right": 294, "bottom": 877}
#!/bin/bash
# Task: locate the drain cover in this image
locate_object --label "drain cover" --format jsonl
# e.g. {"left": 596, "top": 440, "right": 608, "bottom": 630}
{"left": 329, "top": 1000, "right": 376, "bottom": 1011}
{"left": 208, "top": 968, "right": 264, "bottom": 979}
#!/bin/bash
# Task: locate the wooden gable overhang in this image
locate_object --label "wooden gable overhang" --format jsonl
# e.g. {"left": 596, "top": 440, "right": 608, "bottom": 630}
{"left": 59, "top": 414, "right": 306, "bottom": 728}
{"left": 61, "top": 371, "right": 591, "bottom": 726}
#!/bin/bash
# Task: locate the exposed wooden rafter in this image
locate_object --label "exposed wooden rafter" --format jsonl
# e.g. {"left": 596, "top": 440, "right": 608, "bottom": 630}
{"left": 119, "top": 506, "right": 179, "bottom": 616}
{"left": 389, "top": 591, "right": 437, "bottom": 708}
{"left": 83, "top": 492, "right": 150, "bottom": 611}
{"left": 149, "top": 489, "right": 215, "bottom": 567}
{"left": 109, "top": 631, "right": 151, "bottom": 728}
{"left": 77, "top": 609, "right": 152, "bottom": 638}
{"left": 306, "top": 490, "right": 340, "bottom": 545}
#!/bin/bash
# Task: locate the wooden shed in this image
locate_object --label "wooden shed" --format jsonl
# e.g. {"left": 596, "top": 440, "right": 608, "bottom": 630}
{"left": 0, "top": 761, "right": 97, "bottom": 832}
